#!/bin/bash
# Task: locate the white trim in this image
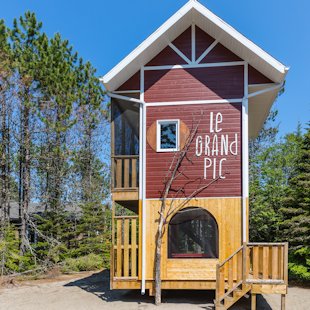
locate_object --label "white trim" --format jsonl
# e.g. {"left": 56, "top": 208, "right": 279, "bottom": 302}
{"left": 248, "top": 82, "right": 283, "bottom": 98}
{"left": 144, "top": 61, "right": 245, "bottom": 71}
{"left": 168, "top": 43, "right": 192, "bottom": 64}
{"left": 141, "top": 100, "right": 147, "bottom": 295}
{"left": 192, "top": 1, "right": 287, "bottom": 73}
{"left": 145, "top": 196, "right": 242, "bottom": 201}
{"left": 191, "top": 24, "right": 196, "bottom": 63}
{"left": 107, "top": 92, "right": 144, "bottom": 104}
{"left": 145, "top": 98, "right": 242, "bottom": 107}
{"left": 248, "top": 83, "right": 275, "bottom": 88}
{"left": 196, "top": 40, "right": 218, "bottom": 64}
{"left": 156, "top": 119, "right": 180, "bottom": 152}
{"left": 101, "top": 0, "right": 288, "bottom": 90}
{"left": 140, "top": 67, "right": 146, "bottom": 295}
{"left": 242, "top": 62, "right": 249, "bottom": 243}
{"left": 112, "top": 90, "right": 140, "bottom": 94}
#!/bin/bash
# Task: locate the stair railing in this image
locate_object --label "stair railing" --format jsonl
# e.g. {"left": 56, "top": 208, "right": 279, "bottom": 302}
{"left": 215, "top": 242, "right": 288, "bottom": 309}
{"left": 215, "top": 244, "right": 245, "bottom": 307}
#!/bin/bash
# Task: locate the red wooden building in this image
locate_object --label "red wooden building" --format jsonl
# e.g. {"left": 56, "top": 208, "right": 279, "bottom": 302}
{"left": 101, "top": 1, "right": 289, "bottom": 309}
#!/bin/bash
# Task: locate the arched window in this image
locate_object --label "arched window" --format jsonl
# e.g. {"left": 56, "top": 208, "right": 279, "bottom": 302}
{"left": 168, "top": 207, "right": 219, "bottom": 259}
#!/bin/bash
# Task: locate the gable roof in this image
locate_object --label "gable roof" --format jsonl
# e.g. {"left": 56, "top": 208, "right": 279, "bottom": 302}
{"left": 101, "top": 0, "right": 288, "bottom": 91}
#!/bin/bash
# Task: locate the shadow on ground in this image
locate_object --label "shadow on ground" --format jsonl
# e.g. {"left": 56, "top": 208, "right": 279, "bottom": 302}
{"left": 65, "top": 270, "right": 272, "bottom": 309}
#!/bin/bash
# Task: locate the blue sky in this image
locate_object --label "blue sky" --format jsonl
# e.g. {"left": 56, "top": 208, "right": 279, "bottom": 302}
{"left": 1, "top": 0, "right": 309, "bottom": 136}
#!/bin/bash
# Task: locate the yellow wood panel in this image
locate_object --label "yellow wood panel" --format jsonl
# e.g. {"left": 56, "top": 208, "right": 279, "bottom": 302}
{"left": 131, "top": 218, "right": 137, "bottom": 277}
{"left": 251, "top": 284, "right": 287, "bottom": 295}
{"left": 165, "top": 259, "right": 218, "bottom": 280}
{"left": 112, "top": 190, "right": 139, "bottom": 201}
{"left": 123, "top": 219, "right": 129, "bottom": 277}
{"left": 145, "top": 197, "right": 243, "bottom": 281}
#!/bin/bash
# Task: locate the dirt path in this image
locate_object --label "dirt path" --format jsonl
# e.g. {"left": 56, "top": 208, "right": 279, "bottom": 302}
{"left": 0, "top": 271, "right": 309, "bottom": 310}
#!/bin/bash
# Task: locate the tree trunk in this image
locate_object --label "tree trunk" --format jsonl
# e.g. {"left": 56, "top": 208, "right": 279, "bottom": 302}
{"left": 20, "top": 100, "right": 30, "bottom": 256}
{"left": 154, "top": 200, "right": 166, "bottom": 305}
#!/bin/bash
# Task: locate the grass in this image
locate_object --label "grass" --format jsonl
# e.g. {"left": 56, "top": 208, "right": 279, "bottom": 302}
{"left": 61, "top": 254, "right": 104, "bottom": 273}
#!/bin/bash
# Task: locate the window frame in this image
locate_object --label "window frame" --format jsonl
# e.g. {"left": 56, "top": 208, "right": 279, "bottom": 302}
{"left": 156, "top": 119, "right": 180, "bottom": 152}
{"left": 167, "top": 207, "right": 219, "bottom": 259}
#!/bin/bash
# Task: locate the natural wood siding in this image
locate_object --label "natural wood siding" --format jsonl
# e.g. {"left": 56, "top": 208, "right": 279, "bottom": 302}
{"left": 144, "top": 66, "right": 244, "bottom": 103}
{"left": 248, "top": 65, "right": 273, "bottom": 84}
{"left": 146, "top": 103, "right": 242, "bottom": 199}
{"left": 145, "top": 198, "right": 242, "bottom": 280}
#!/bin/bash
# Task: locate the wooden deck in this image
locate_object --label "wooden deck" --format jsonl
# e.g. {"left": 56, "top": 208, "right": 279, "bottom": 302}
{"left": 110, "top": 214, "right": 288, "bottom": 309}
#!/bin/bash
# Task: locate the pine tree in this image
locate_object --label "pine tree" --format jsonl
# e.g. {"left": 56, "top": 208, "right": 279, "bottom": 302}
{"left": 280, "top": 124, "right": 310, "bottom": 281}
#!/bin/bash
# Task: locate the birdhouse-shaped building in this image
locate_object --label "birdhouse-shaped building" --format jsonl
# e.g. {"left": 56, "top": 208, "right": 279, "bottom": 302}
{"left": 102, "top": 1, "right": 289, "bottom": 308}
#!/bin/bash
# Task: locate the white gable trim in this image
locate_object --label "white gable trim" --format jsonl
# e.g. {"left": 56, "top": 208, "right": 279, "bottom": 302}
{"left": 101, "top": 1, "right": 288, "bottom": 91}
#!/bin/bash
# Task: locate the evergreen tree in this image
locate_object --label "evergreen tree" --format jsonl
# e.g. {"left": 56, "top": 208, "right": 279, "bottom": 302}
{"left": 280, "top": 124, "right": 310, "bottom": 281}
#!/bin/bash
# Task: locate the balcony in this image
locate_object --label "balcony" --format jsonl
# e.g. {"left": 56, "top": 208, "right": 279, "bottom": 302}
{"left": 111, "top": 155, "right": 139, "bottom": 202}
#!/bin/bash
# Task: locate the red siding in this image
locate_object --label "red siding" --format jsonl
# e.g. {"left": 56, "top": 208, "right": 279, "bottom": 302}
{"left": 172, "top": 27, "right": 192, "bottom": 60}
{"left": 144, "top": 66, "right": 244, "bottom": 102}
{"left": 146, "top": 103, "right": 242, "bottom": 199}
{"left": 146, "top": 46, "right": 187, "bottom": 66}
{"left": 248, "top": 65, "right": 273, "bottom": 84}
{"left": 117, "top": 71, "right": 140, "bottom": 91}
{"left": 195, "top": 26, "right": 216, "bottom": 60}
{"left": 201, "top": 43, "right": 242, "bottom": 63}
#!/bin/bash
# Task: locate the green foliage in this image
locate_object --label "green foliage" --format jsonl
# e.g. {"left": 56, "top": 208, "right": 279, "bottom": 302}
{"left": 61, "top": 254, "right": 104, "bottom": 273}
{"left": 0, "top": 225, "right": 35, "bottom": 274}
{"left": 0, "top": 11, "right": 109, "bottom": 275}
{"left": 250, "top": 116, "right": 309, "bottom": 282}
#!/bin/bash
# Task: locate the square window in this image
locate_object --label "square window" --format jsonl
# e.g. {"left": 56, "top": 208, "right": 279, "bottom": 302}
{"left": 157, "top": 120, "right": 179, "bottom": 152}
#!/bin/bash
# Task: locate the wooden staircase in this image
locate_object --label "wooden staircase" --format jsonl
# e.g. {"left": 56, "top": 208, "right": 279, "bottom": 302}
{"left": 214, "top": 242, "right": 288, "bottom": 310}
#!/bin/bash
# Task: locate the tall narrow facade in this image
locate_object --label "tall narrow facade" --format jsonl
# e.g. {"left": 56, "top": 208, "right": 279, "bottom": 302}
{"left": 102, "top": 1, "right": 289, "bottom": 309}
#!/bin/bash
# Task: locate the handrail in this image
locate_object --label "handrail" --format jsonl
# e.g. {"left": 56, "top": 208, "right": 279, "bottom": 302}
{"left": 215, "top": 242, "right": 288, "bottom": 309}
{"left": 218, "top": 245, "right": 243, "bottom": 268}
{"left": 248, "top": 242, "right": 287, "bottom": 246}
{"left": 112, "top": 154, "right": 139, "bottom": 159}
{"left": 114, "top": 215, "right": 139, "bottom": 219}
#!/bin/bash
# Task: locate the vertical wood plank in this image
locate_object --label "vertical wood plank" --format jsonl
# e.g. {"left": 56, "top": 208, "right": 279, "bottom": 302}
{"left": 272, "top": 246, "right": 279, "bottom": 279}
{"left": 253, "top": 246, "right": 259, "bottom": 279}
{"left": 237, "top": 250, "right": 242, "bottom": 282}
{"left": 132, "top": 158, "right": 137, "bottom": 188}
{"left": 116, "top": 219, "right": 122, "bottom": 277}
{"left": 116, "top": 159, "right": 122, "bottom": 188}
{"left": 123, "top": 219, "right": 129, "bottom": 277}
{"left": 281, "top": 294, "right": 286, "bottom": 310}
{"left": 215, "top": 264, "right": 220, "bottom": 303}
{"left": 279, "top": 245, "right": 284, "bottom": 280}
{"left": 219, "top": 268, "right": 225, "bottom": 297}
{"left": 263, "top": 246, "right": 269, "bottom": 279}
{"left": 124, "top": 159, "right": 129, "bottom": 188}
{"left": 284, "top": 243, "right": 288, "bottom": 285}
{"left": 251, "top": 293, "right": 257, "bottom": 310}
{"left": 110, "top": 203, "right": 115, "bottom": 281}
{"left": 228, "top": 259, "right": 233, "bottom": 289}
{"left": 131, "top": 218, "right": 137, "bottom": 277}
{"left": 242, "top": 243, "right": 247, "bottom": 281}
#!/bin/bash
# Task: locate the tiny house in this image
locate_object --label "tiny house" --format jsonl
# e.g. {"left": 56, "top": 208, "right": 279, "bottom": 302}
{"left": 101, "top": 1, "right": 289, "bottom": 309}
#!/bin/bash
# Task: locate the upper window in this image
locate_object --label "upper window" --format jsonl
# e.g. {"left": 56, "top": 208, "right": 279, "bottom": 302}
{"left": 168, "top": 207, "right": 219, "bottom": 259}
{"left": 156, "top": 120, "right": 179, "bottom": 152}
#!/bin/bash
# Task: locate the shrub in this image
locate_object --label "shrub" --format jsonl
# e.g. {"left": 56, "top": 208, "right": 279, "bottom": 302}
{"left": 61, "top": 254, "right": 103, "bottom": 273}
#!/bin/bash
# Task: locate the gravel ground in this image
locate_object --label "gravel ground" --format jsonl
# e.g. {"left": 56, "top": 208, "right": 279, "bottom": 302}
{"left": 0, "top": 270, "right": 309, "bottom": 310}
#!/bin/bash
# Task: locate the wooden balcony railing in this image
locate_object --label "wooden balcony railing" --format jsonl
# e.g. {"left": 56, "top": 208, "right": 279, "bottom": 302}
{"left": 112, "top": 155, "right": 139, "bottom": 191}
{"left": 111, "top": 215, "right": 139, "bottom": 280}
{"left": 215, "top": 242, "right": 288, "bottom": 309}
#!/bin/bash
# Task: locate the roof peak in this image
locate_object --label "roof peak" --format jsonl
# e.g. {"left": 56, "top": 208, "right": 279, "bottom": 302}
{"left": 102, "top": 1, "right": 288, "bottom": 91}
